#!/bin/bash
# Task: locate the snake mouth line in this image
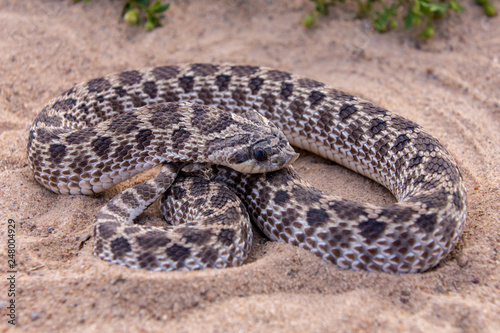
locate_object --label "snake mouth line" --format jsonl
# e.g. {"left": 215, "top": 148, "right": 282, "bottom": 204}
{"left": 265, "top": 151, "right": 299, "bottom": 173}
{"left": 283, "top": 152, "right": 299, "bottom": 168}
{"left": 235, "top": 151, "right": 299, "bottom": 174}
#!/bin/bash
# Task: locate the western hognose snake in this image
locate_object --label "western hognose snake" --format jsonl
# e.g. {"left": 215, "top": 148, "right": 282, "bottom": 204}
{"left": 27, "top": 64, "right": 467, "bottom": 273}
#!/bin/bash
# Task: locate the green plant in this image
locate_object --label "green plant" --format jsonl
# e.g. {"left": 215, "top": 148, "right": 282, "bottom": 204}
{"left": 75, "top": 0, "right": 170, "bottom": 31}
{"left": 477, "top": 0, "right": 498, "bottom": 16}
{"left": 304, "top": 0, "right": 497, "bottom": 37}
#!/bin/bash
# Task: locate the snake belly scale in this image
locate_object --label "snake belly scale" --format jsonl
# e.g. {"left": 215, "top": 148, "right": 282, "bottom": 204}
{"left": 27, "top": 63, "right": 467, "bottom": 273}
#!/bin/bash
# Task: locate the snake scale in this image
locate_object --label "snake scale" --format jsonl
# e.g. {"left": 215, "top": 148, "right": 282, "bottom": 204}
{"left": 27, "top": 64, "right": 467, "bottom": 273}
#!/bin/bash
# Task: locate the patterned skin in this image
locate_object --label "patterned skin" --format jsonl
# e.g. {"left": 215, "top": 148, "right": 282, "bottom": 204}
{"left": 28, "top": 64, "right": 467, "bottom": 273}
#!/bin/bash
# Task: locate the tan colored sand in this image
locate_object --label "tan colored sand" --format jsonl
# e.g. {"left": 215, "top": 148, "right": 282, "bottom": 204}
{"left": 1, "top": 0, "right": 499, "bottom": 332}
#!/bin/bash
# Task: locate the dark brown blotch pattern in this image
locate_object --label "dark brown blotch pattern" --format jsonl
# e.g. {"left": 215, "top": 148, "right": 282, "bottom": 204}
{"left": 413, "top": 132, "right": 441, "bottom": 152}
{"left": 121, "top": 192, "right": 140, "bottom": 209}
{"left": 138, "top": 252, "right": 158, "bottom": 269}
{"left": 198, "top": 87, "right": 214, "bottom": 104}
{"left": 408, "top": 155, "right": 423, "bottom": 169}
{"left": 178, "top": 228, "right": 213, "bottom": 245}
{"left": 369, "top": 118, "right": 387, "bottom": 136}
{"left": 280, "top": 82, "right": 294, "bottom": 99}
{"left": 171, "top": 127, "right": 191, "bottom": 150}
{"left": 297, "top": 78, "right": 325, "bottom": 88}
{"left": 49, "top": 144, "right": 66, "bottom": 165}
{"left": 87, "top": 77, "right": 112, "bottom": 93}
{"left": 215, "top": 75, "right": 231, "bottom": 91}
{"left": 198, "top": 246, "right": 219, "bottom": 265}
{"left": 339, "top": 104, "right": 357, "bottom": 120}
{"left": 424, "top": 156, "right": 459, "bottom": 183}
{"left": 358, "top": 219, "right": 387, "bottom": 243}
{"left": 289, "top": 96, "right": 307, "bottom": 118}
{"left": 191, "top": 105, "right": 235, "bottom": 134}
{"left": 230, "top": 65, "right": 259, "bottom": 77}
{"left": 179, "top": 76, "right": 194, "bottom": 93}
{"left": 281, "top": 208, "right": 299, "bottom": 227}
{"left": 273, "top": 190, "right": 290, "bottom": 206}
{"left": 35, "top": 128, "right": 62, "bottom": 144}
{"left": 52, "top": 98, "right": 76, "bottom": 112}
{"left": 143, "top": 81, "right": 158, "bottom": 99}
{"left": 231, "top": 88, "right": 248, "bottom": 107}
{"left": 66, "top": 128, "right": 97, "bottom": 145}
{"left": 359, "top": 102, "right": 388, "bottom": 117}
{"left": 191, "top": 63, "right": 219, "bottom": 76}
{"left": 190, "top": 178, "right": 210, "bottom": 197}
{"left": 107, "top": 113, "right": 140, "bottom": 134}
{"left": 415, "top": 213, "right": 437, "bottom": 233}
{"left": 110, "top": 237, "right": 132, "bottom": 259}
{"left": 107, "top": 200, "right": 130, "bottom": 218}
{"left": 37, "top": 114, "right": 62, "bottom": 127}
{"left": 149, "top": 103, "right": 182, "bottom": 128}
{"left": 308, "top": 90, "right": 326, "bottom": 107}
{"left": 373, "top": 136, "right": 391, "bottom": 159}
{"left": 266, "top": 70, "right": 292, "bottom": 81}
{"left": 134, "top": 182, "right": 160, "bottom": 202}
{"left": 91, "top": 136, "right": 112, "bottom": 158}
{"left": 408, "top": 190, "right": 448, "bottom": 210}
{"left": 390, "top": 114, "right": 418, "bottom": 131}
{"left": 218, "top": 228, "right": 236, "bottom": 246}
{"left": 136, "top": 230, "right": 171, "bottom": 249}
{"left": 392, "top": 134, "right": 410, "bottom": 153}
{"left": 380, "top": 206, "right": 417, "bottom": 223}
{"left": 329, "top": 199, "right": 369, "bottom": 221}
{"left": 210, "top": 187, "right": 234, "bottom": 209}
{"left": 166, "top": 244, "right": 191, "bottom": 262}
{"left": 113, "top": 86, "right": 127, "bottom": 97}
{"left": 249, "top": 77, "right": 264, "bottom": 94}
{"left": 135, "top": 129, "right": 153, "bottom": 150}
{"left": 97, "top": 222, "right": 119, "bottom": 239}
{"left": 119, "top": 70, "right": 143, "bottom": 86}
{"left": 306, "top": 208, "right": 329, "bottom": 227}
{"left": 152, "top": 65, "right": 180, "bottom": 80}
{"left": 291, "top": 184, "right": 323, "bottom": 205}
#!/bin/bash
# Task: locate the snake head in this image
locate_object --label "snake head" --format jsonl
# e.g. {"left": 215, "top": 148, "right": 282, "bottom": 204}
{"left": 200, "top": 108, "right": 298, "bottom": 174}
{"left": 226, "top": 129, "right": 299, "bottom": 174}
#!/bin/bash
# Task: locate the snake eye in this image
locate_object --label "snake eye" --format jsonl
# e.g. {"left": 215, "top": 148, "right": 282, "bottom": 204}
{"left": 253, "top": 148, "right": 268, "bottom": 162}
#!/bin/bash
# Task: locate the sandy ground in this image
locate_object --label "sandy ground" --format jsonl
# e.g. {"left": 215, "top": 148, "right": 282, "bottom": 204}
{"left": 0, "top": 0, "right": 499, "bottom": 332}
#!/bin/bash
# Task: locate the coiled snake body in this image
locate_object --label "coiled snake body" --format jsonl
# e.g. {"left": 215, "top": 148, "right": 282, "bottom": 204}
{"left": 28, "top": 64, "right": 467, "bottom": 273}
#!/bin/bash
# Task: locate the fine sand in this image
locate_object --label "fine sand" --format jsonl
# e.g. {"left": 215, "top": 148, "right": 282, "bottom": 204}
{"left": 0, "top": 1, "right": 499, "bottom": 332}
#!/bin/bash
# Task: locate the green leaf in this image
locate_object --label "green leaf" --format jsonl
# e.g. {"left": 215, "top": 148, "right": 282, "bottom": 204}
{"left": 404, "top": 9, "right": 414, "bottom": 29}
{"left": 390, "top": 18, "right": 398, "bottom": 29}
{"left": 420, "top": 24, "right": 435, "bottom": 38}
{"left": 145, "top": 20, "right": 155, "bottom": 31}
{"left": 374, "top": 10, "right": 389, "bottom": 32}
{"left": 150, "top": 1, "right": 161, "bottom": 10}
{"left": 484, "top": 2, "right": 498, "bottom": 16}
{"left": 154, "top": 3, "right": 170, "bottom": 13}
{"left": 420, "top": 1, "right": 448, "bottom": 15}
{"left": 449, "top": 0, "right": 464, "bottom": 12}
{"left": 303, "top": 13, "right": 316, "bottom": 27}
{"left": 150, "top": 1, "right": 169, "bottom": 13}
{"left": 124, "top": 9, "right": 140, "bottom": 25}
{"left": 146, "top": 10, "right": 160, "bottom": 25}
{"left": 412, "top": 0, "right": 421, "bottom": 15}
